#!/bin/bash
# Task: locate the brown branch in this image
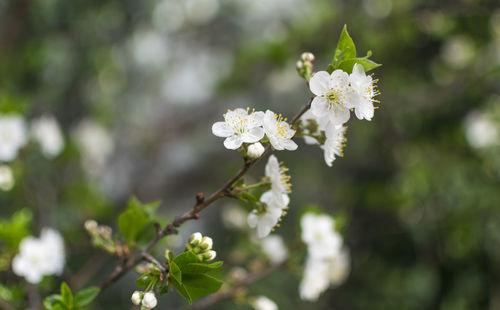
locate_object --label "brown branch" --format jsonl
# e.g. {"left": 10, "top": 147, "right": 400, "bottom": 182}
{"left": 142, "top": 252, "right": 166, "bottom": 273}
{"left": 0, "top": 298, "right": 15, "bottom": 310}
{"left": 99, "top": 98, "right": 312, "bottom": 292}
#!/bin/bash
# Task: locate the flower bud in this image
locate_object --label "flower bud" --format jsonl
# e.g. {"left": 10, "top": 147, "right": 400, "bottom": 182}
{"left": 189, "top": 232, "right": 203, "bottom": 246}
{"left": 200, "top": 236, "right": 213, "bottom": 250}
{"left": 300, "top": 52, "right": 315, "bottom": 62}
{"left": 131, "top": 291, "right": 143, "bottom": 306}
{"left": 247, "top": 142, "right": 265, "bottom": 159}
{"left": 203, "top": 250, "right": 217, "bottom": 261}
{"left": 84, "top": 220, "right": 98, "bottom": 233}
{"left": 142, "top": 292, "right": 158, "bottom": 309}
{"left": 296, "top": 60, "right": 304, "bottom": 69}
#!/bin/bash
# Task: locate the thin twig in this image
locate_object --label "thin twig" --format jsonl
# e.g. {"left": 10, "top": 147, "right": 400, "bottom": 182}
{"left": 99, "top": 98, "right": 312, "bottom": 292}
{"left": 142, "top": 252, "right": 166, "bottom": 273}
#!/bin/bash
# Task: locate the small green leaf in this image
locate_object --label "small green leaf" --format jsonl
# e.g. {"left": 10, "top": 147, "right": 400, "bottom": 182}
{"left": 326, "top": 64, "right": 335, "bottom": 74}
{"left": 169, "top": 261, "right": 182, "bottom": 284}
{"left": 182, "top": 274, "right": 223, "bottom": 300}
{"left": 182, "top": 261, "right": 223, "bottom": 274}
{"left": 43, "top": 295, "right": 64, "bottom": 310}
{"left": 332, "top": 25, "right": 356, "bottom": 67}
{"left": 337, "top": 58, "right": 381, "bottom": 73}
{"left": 159, "top": 284, "right": 169, "bottom": 296}
{"left": 75, "top": 287, "right": 100, "bottom": 307}
{"left": 118, "top": 208, "right": 147, "bottom": 244}
{"left": 173, "top": 251, "right": 200, "bottom": 271}
{"left": 60, "top": 282, "right": 73, "bottom": 307}
{"left": 172, "top": 279, "right": 192, "bottom": 304}
{"left": 135, "top": 274, "right": 153, "bottom": 288}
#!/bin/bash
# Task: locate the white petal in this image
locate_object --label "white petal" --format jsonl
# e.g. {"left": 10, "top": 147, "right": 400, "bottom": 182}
{"left": 309, "top": 71, "right": 331, "bottom": 96}
{"left": 311, "top": 97, "right": 328, "bottom": 118}
{"left": 212, "top": 122, "right": 233, "bottom": 137}
{"left": 268, "top": 136, "right": 284, "bottom": 150}
{"left": 329, "top": 108, "right": 350, "bottom": 126}
{"left": 247, "top": 212, "right": 258, "bottom": 228}
{"left": 282, "top": 139, "right": 298, "bottom": 151}
{"left": 242, "top": 127, "right": 264, "bottom": 143}
{"left": 223, "top": 135, "right": 243, "bottom": 149}
{"left": 355, "top": 100, "right": 374, "bottom": 120}
{"left": 352, "top": 63, "right": 365, "bottom": 77}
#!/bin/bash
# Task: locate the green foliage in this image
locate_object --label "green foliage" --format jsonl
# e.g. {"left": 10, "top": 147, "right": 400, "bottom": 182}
{"left": 118, "top": 197, "right": 161, "bottom": 247}
{"left": 44, "top": 283, "right": 99, "bottom": 310}
{"left": 0, "top": 209, "right": 32, "bottom": 251}
{"left": 328, "top": 25, "right": 381, "bottom": 74}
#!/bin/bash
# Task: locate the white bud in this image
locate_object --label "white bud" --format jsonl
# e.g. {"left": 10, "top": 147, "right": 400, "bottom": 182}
{"left": 203, "top": 250, "right": 216, "bottom": 261}
{"left": 200, "top": 236, "right": 213, "bottom": 250}
{"left": 141, "top": 292, "right": 158, "bottom": 309}
{"left": 301, "top": 52, "right": 315, "bottom": 62}
{"left": 189, "top": 232, "right": 203, "bottom": 246}
{"left": 131, "top": 291, "right": 143, "bottom": 306}
{"left": 84, "top": 220, "right": 98, "bottom": 233}
{"left": 247, "top": 143, "right": 265, "bottom": 159}
{"left": 295, "top": 60, "right": 304, "bottom": 69}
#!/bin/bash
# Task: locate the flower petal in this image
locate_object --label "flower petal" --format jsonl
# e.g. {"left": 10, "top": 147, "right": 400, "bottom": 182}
{"left": 328, "top": 108, "right": 350, "bottom": 126}
{"left": 282, "top": 139, "right": 298, "bottom": 151}
{"left": 212, "top": 122, "right": 233, "bottom": 137}
{"left": 311, "top": 97, "right": 328, "bottom": 118}
{"left": 309, "top": 71, "right": 331, "bottom": 96}
{"left": 223, "top": 135, "right": 243, "bottom": 149}
{"left": 242, "top": 127, "right": 264, "bottom": 143}
{"left": 268, "top": 136, "right": 284, "bottom": 150}
{"left": 355, "top": 100, "right": 374, "bottom": 120}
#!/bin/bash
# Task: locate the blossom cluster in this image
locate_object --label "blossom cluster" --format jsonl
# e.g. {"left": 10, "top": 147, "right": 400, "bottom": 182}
{"left": 299, "top": 213, "right": 350, "bottom": 301}
{"left": 247, "top": 155, "right": 291, "bottom": 238}
{"left": 186, "top": 232, "right": 217, "bottom": 261}
{"left": 12, "top": 228, "right": 65, "bottom": 284}
{"left": 131, "top": 291, "right": 158, "bottom": 309}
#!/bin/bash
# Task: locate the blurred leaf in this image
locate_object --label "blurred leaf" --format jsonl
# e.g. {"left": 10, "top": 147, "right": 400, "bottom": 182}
{"left": 60, "top": 282, "right": 73, "bottom": 307}
{"left": 0, "top": 209, "right": 32, "bottom": 251}
{"left": 118, "top": 208, "right": 147, "bottom": 244}
{"left": 74, "top": 287, "right": 100, "bottom": 307}
{"left": 135, "top": 274, "right": 153, "bottom": 288}
{"left": 172, "top": 279, "right": 192, "bottom": 304}
{"left": 169, "top": 261, "right": 182, "bottom": 284}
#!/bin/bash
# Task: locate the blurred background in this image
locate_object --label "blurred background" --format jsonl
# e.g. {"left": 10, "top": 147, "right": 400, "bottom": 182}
{"left": 1, "top": 0, "right": 500, "bottom": 309}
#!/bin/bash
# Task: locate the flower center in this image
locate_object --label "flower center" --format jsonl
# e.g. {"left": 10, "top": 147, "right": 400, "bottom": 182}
{"left": 326, "top": 89, "right": 344, "bottom": 112}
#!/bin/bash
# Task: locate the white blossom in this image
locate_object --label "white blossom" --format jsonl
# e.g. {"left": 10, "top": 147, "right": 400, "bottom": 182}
{"left": 131, "top": 291, "right": 143, "bottom": 306}
{"left": 301, "top": 213, "right": 342, "bottom": 259}
{"left": 247, "top": 191, "right": 288, "bottom": 238}
{"left": 247, "top": 142, "right": 265, "bottom": 158}
{"left": 329, "top": 248, "right": 350, "bottom": 286}
{"left": 262, "top": 110, "right": 297, "bottom": 151}
{"left": 322, "top": 123, "right": 347, "bottom": 167}
{"left": 465, "top": 110, "right": 498, "bottom": 148}
{"left": 0, "top": 114, "right": 27, "bottom": 162}
{"left": 142, "top": 291, "right": 158, "bottom": 309}
{"left": 30, "top": 115, "right": 65, "bottom": 158}
{"left": 299, "top": 257, "right": 330, "bottom": 301}
{"left": 265, "top": 155, "right": 291, "bottom": 202}
{"left": 250, "top": 296, "right": 278, "bottom": 310}
{"left": 310, "top": 70, "right": 356, "bottom": 126}
{"left": 349, "top": 64, "right": 377, "bottom": 121}
{"left": 0, "top": 165, "right": 14, "bottom": 191}
{"left": 212, "top": 108, "right": 265, "bottom": 150}
{"left": 12, "top": 228, "right": 65, "bottom": 284}
{"left": 260, "top": 235, "right": 288, "bottom": 265}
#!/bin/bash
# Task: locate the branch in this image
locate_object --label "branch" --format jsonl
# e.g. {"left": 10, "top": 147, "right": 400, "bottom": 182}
{"left": 99, "top": 98, "right": 312, "bottom": 292}
{"left": 0, "top": 298, "right": 15, "bottom": 310}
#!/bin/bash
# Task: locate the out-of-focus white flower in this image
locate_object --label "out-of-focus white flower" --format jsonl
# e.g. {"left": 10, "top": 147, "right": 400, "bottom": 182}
{"left": 247, "top": 142, "right": 265, "bottom": 159}
{"left": 329, "top": 248, "right": 350, "bottom": 286}
{"left": 310, "top": 70, "right": 356, "bottom": 126}
{"left": 260, "top": 235, "right": 288, "bottom": 265}
{"left": 248, "top": 191, "right": 288, "bottom": 238}
{"left": 222, "top": 204, "right": 248, "bottom": 230}
{"left": 299, "top": 258, "right": 330, "bottom": 301}
{"left": 441, "top": 35, "right": 475, "bottom": 69}
{"left": 250, "top": 296, "right": 278, "bottom": 310}
{"left": 12, "top": 228, "right": 65, "bottom": 284}
{"left": 212, "top": 108, "right": 265, "bottom": 150}
{"left": 322, "top": 123, "right": 347, "bottom": 167}
{"left": 131, "top": 30, "right": 168, "bottom": 68}
{"left": 301, "top": 213, "right": 341, "bottom": 259}
{"left": 131, "top": 291, "right": 143, "bottom": 306}
{"left": 262, "top": 110, "right": 297, "bottom": 151}
{"left": 0, "top": 165, "right": 14, "bottom": 191}
{"left": 142, "top": 291, "right": 158, "bottom": 309}
{"left": 265, "top": 155, "right": 292, "bottom": 202}
{"left": 30, "top": 115, "right": 65, "bottom": 158}
{"left": 465, "top": 110, "right": 498, "bottom": 148}
{"left": 349, "top": 64, "right": 377, "bottom": 121}
{"left": 185, "top": 0, "right": 219, "bottom": 24}
{"left": 72, "top": 119, "right": 114, "bottom": 178}
{"left": 0, "top": 114, "right": 27, "bottom": 162}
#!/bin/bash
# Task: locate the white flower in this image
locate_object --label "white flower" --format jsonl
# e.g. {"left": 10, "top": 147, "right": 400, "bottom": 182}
{"left": 30, "top": 115, "right": 65, "bottom": 158}
{"left": 299, "top": 257, "right": 330, "bottom": 301}
{"left": 0, "top": 114, "right": 27, "bottom": 162}
{"left": 299, "top": 110, "right": 329, "bottom": 145}
{"left": 250, "top": 296, "right": 278, "bottom": 310}
{"left": 142, "top": 291, "right": 158, "bottom": 309}
{"left": 260, "top": 235, "right": 288, "bottom": 265}
{"left": 212, "top": 108, "right": 265, "bottom": 150}
{"left": 329, "top": 248, "right": 350, "bottom": 286}
{"left": 247, "top": 191, "right": 289, "bottom": 238}
{"left": 265, "top": 155, "right": 291, "bottom": 201}
{"left": 301, "top": 213, "right": 341, "bottom": 259}
{"left": 131, "top": 291, "right": 143, "bottom": 306}
{"left": 465, "top": 110, "right": 498, "bottom": 148}
{"left": 0, "top": 165, "right": 14, "bottom": 191}
{"left": 322, "top": 123, "right": 347, "bottom": 167}
{"left": 349, "top": 64, "right": 377, "bottom": 121}
{"left": 247, "top": 142, "right": 265, "bottom": 158}
{"left": 262, "top": 110, "right": 297, "bottom": 151}
{"left": 12, "top": 228, "right": 65, "bottom": 284}
{"left": 310, "top": 70, "right": 356, "bottom": 126}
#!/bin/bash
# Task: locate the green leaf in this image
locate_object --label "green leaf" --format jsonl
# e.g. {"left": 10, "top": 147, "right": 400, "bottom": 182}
{"left": 169, "top": 261, "right": 182, "bottom": 283}
{"left": 332, "top": 25, "right": 356, "bottom": 67}
{"left": 135, "top": 274, "right": 153, "bottom": 288}
{"left": 60, "top": 283, "right": 73, "bottom": 307}
{"left": 43, "top": 295, "right": 64, "bottom": 310}
{"left": 326, "top": 64, "right": 335, "bottom": 74}
{"left": 182, "top": 274, "right": 223, "bottom": 300}
{"left": 337, "top": 58, "right": 381, "bottom": 74}
{"left": 172, "top": 279, "right": 192, "bottom": 304}
{"left": 182, "top": 262, "right": 223, "bottom": 274}
{"left": 74, "top": 287, "right": 100, "bottom": 307}
{"left": 173, "top": 251, "right": 200, "bottom": 271}
{"left": 0, "top": 208, "right": 32, "bottom": 250}
{"left": 118, "top": 208, "right": 147, "bottom": 244}
{"left": 127, "top": 196, "right": 161, "bottom": 218}
{"left": 159, "top": 284, "right": 169, "bottom": 296}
